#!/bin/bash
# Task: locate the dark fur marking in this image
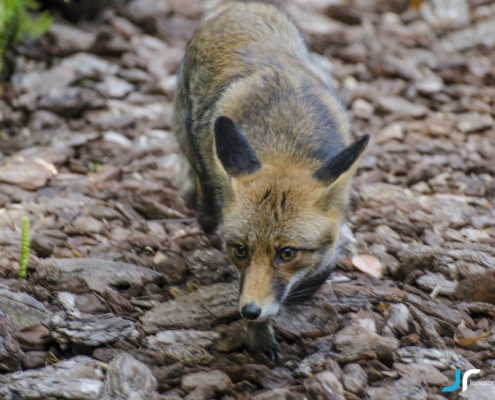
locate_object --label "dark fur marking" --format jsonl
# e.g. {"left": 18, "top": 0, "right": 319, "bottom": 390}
{"left": 273, "top": 275, "right": 287, "bottom": 303}
{"left": 214, "top": 116, "right": 261, "bottom": 176}
{"left": 259, "top": 189, "right": 272, "bottom": 206}
{"left": 313, "top": 134, "right": 369, "bottom": 184}
{"left": 280, "top": 191, "right": 287, "bottom": 210}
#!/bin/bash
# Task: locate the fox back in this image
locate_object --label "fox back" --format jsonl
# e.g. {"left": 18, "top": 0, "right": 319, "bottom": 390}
{"left": 174, "top": 2, "right": 368, "bottom": 325}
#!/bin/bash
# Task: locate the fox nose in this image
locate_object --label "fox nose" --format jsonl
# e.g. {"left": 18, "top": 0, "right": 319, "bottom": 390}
{"left": 241, "top": 304, "right": 261, "bottom": 320}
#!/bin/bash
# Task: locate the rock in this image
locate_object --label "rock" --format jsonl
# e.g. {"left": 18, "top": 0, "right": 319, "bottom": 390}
{"left": 27, "top": 110, "right": 65, "bottom": 131}
{"left": 184, "top": 385, "right": 216, "bottom": 400}
{"left": 394, "top": 362, "right": 448, "bottom": 386}
{"left": 0, "top": 156, "right": 57, "bottom": 190}
{"left": 416, "top": 273, "right": 457, "bottom": 296}
{"left": 375, "top": 123, "right": 404, "bottom": 144}
{"left": 153, "top": 251, "right": 187, "bottom": 284}
{"left": 351, "top": 98, "right": 374, "bottom": 120}
{"left": 0, "top": 318, "right": 22, "bottom": 372}
{"left": 47, "top": 23, "right": 96, "bottom": 56}
{"left": 304, "top": 371, "right": 345, "bottom": 400}
{"left": 18, "top": 53, "right": 116, "bottom": 101}
{"left": 75, "top": 293, "right": 108, "bottom": 314}
{"left": 377, "top": 96, "right": 428, "bottom": 118}
{"left": 273, "top": 299, "right": 339, "bottom": 340}
{"left": 359, "top": 183, "right": 408, "bottom": 204}
{"left": 415, "top": 76, "right": 444, "bottom": 95}
{"left": 333, "top": 324, "right": 399, "bottom": 364}
{"left": 22, "top": 350, "right": 49, "bottom": 369}
{"left": 145, "top": 329, "right": 220, "bottom": 365}
{"left": 31, "top": 230, "right": 68, "bottom": 257}
{"left": 409, "top": 306, "right": 446, "bottom": 349}
{"left": 15, "top": 326, "right": 50, "bottom": 351}
{"left": 38, "top": 87, "right": 104, "bottom": 117}
{"left": 140, "top": 282, "right": 239, "bottom": 334}
{"left": 435, "top": 17, "right": 495, "bottom": 52}
{"left": 101, "top": 353, "right": 157, "bottom": 400}
{"left": 457, "top": 385, "right": 495, "bottom": 400}
{"left": 33, "top": 258, "right": 165, "bottom": 295}
{"left": 259, "top": 368, "right": 293, "bottom": 390}
{"left": 95, "top": 76, "right": 135, "bottom": 98}
{"left": 367, "top": 377, "right": 427, "bottom": 400}
{"left": 342, "top": 363, "right": 367, "bottom": 394}
{"left": 84, "top": 109, "right": 134, "bottom": 130}
{"left": 386, "top": 303, "right": 412, "bottom": 337}
{"left": 293, "top": 352, "right": 327, "bottom": 378}
{"left": 89, "top": 29, "right": 131, "bottom": 56}
{"left": 457, "top": 112, "right": 493, "bottom": 133}
{"left": 187, "top": 249, "right": 233, "bottom": 286}
{"left": 181, "top": 370, "right": 232, "bottom": 393}
{"left": 52, "top": 314, "right": 140, "bottom": 347}
{"left": 452, "top": 272, "right": 495, "bottom": 304}
{"left": 395, "top": 347, "right": 474, "bottom": 370}
{"left": 72, "top": 216, "right": 105, "bottom": 235}
{"left": 420, "top": 0, "right": 470, "bottom": 32}
{"left": 0, "top": 288, "right": 51, "bottom": 330}
{"left": 126, "top": 0, "right": 171, "bottom": 26}
{"left": 0, "top": 355, "right": 104, "bottom": 400}
{"left": 251, "top": 388, "right": 301, "bottom": 400}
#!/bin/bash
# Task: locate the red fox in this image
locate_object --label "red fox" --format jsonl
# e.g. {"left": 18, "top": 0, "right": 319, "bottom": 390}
{"left": 173, "top": 2, "right": 369, "bottom": 359}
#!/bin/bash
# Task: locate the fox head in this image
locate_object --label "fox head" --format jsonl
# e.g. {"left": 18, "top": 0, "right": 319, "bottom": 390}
{"left": 214, "top": 116, "right": 369, "bottom": 321}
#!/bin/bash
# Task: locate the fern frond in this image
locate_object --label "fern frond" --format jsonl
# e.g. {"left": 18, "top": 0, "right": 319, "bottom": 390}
{"left": 19, "top": 216, "right": 30, "bottom": 279}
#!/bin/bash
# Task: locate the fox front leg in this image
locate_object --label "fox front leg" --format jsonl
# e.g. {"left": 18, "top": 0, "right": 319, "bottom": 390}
{"left": 247, "top": 320, "right": 282, "bottom": 362}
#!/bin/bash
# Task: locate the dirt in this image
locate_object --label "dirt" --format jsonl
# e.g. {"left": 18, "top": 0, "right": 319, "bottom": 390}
{"left": 0, "top": 0, "right": 495, "bottom": 399}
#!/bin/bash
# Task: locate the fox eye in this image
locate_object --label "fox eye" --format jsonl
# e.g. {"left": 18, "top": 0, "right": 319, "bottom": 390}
{"left": 233, "top": 245, "right": 247, "bottom": 259}
{"left": 280, "top": 247, "right": 297, "bottom": 261}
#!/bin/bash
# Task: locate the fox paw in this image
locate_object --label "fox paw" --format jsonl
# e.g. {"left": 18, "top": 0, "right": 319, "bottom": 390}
{"left": 247, "top": 321, "right": 282, "bottom": 362}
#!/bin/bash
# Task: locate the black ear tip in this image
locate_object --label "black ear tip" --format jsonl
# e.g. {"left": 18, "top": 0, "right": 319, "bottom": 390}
{"left": 214, "top": 116, "right": 234, "bottom": 130}
{"left": 359, "top": 134, "right": 370, "bottom": 146}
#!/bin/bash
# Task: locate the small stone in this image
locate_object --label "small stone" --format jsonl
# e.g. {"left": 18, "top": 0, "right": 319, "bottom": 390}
{"left": 394, "top": 362, "right": 449, "bottom": 386}
{"left": 101, "top": 353, "right": 157, "bottom": 400}
{"left": 333, "top": 325, "right": 399, "bottom": 364}
{"left": 15, "top": 326, "right": 50, "bottom": 351}
{"left": 352, "top": 98, "right": 374, "bottom": 120}
{"left": 386, "top": 303, "right": 411, "bottom": 337}
{"left": 415, "top": 77, "right": 444, "bottom": 94}
{"left": 377, "top": 96, "right": 428, "bottom": 118}
{"left": 342, "top": 363, "right": 367, "bottom": 394}
{"left": 22, "top": 351, "right": 49, "bottom": 369}
{"left": 421, "top": 0, "right": 470, "bottom": 32}
{"left": 0, "top": 156, "right": 57, "bottom": 190}
{"left": 457, "top": 112, "right": 493, "bottom": 133}
{"left": 95, "top": 76, "right": 135, "bottom": 98}
{"left": 0, "top": 318, "right": 23, "bottom": 372}
{"left": 72, "top": 216, "right": 105, "bottom": 235}
{"left": 181, "top": 370, "right": 232, "bottom": 393}
{"left": 304, "top": 371, "right": 345, "bottom": 400}
{"left": 458, "top": 385, "right": 495, "bottom": 400}
{"left": 52, "top": 315, "right": 139, "bottom": 347}
{"left": 75, "top": 293, "right": 108, "bottom": 314}
{"left": 0, "top": 288, "right": 51, "bottom": 330}
{"left": 104, "top": 131, "right": 134, "bottom": 149}
{"left": 47, "top": 23, "right": 96, "bottom": 56}
{"left": 375, "top": 123, "right": 404, "bottom": 144}
{"left": 367, "top": 377, "right": 427, "bottom": 400}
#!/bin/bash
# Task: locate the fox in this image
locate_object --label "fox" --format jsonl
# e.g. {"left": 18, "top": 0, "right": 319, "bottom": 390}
{"left": 173, "top": 2, "right": 369, "bottom": 359}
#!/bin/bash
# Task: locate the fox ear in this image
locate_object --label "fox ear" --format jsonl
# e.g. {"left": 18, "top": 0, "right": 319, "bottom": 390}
{"left": 314, "top": 134, "right": 369, "bottom": 211}
{"left": 214, "top": 116, "right": 261, "bottom": 176}
{"left": 313, "top": 135, "right": 369, "bottom": 185}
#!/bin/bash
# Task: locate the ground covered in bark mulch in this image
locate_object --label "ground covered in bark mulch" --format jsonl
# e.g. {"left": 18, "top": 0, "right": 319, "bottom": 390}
{"left": 1, "top": 0, "right": 495, "bottom": 399}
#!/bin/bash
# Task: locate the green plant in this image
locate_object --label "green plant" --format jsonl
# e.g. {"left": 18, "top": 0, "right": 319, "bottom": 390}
{"left": 0, "top": 0, "right": 52, "bottom": 74}
{"left": 19, "top": 215, "right": 30, "bottom": 279}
